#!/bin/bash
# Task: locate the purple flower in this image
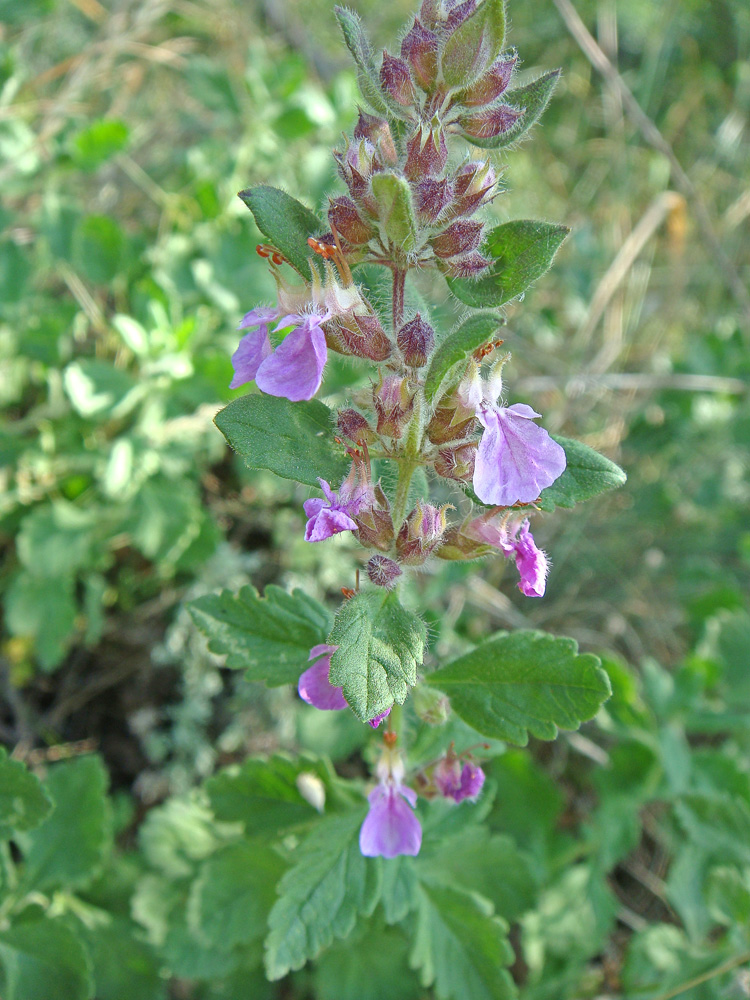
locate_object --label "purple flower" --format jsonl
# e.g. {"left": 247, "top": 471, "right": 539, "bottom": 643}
{"left": 467, "top": 515, "right": 550, "bottom": 597}
{"left": 360, "top": 750, "right": 422, "bottom": 858}
{"left": 298, "top": 645, "right": 347, "bottom": 711}
{"left": 298, "top": 644, "right": 392, "bottom": 728}
{"left": 230, "top": 310, "right": 329, "bottom": 402}
{"left": 303, "top": 468, "right": 371, "bottom": 543}
{"left": 434, "top": 755, "right": 486, "bottom": 803}
{"left": 474, "top": 403, "right": 566, "bottom": 506}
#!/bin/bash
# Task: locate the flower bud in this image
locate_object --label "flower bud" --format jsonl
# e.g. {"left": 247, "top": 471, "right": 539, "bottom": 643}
{"left": 337, "top": 408, "right": 376, "bottom": 444}
{"left": 354, "top": 109, "right": 397, "bottom": 166}
{"left": 336, "top": 312, "right": 392, "bottom": 362}
{"left": 430, "top": 219, "right": 484, "bottom": 259}
{"left": 445, "top": 0, "right": 477, "bottom": 31}
{"left": 452, "top": 159, "right": 498, "bottom": 215}
{"left": 436, "top": 525, "right": 492, "bottom": 560}
{"left": 412, "top": 685, "right": 451, "bottom": 725}
{"left": 434, "top": 441, "right": 477, "bottom": 481}
{"left": 396, "top": 502, "right": 450, "bottom": 565}
{"left": 354, "top": 482, "right": 394, "bottom": 551}
{"left": 426, "top": 389, "right": 476, "bottom": 445}
{"left": 397, "top": 313, "right": 434, "bottom": 367}
{"left": 335, "top": 139, "right": 374, "bottom": 201}
{"left": 459, "top": 103, "right": 524, "bottom": 141}
{"left": 366, "top": 554, "right": 403, "bottom": 590}
{"left": 461, "top": 55, "right": 517, "bottom": 107}
{"left": 404, "top": 123, "right": 448, "bottom": 180}
{"left": 328, "top": 196, "right": 374, "bottom": 246}
{"left": 419, "top": 0, "right": 442, "bottom": 30}
{"left": 373, "top": 374, "right": 415, "bottom": 438}
{"left": 438, "top": 251, "right": 492, "bottom": 279}
{"left": 380, "top": 51, "right": 417, "bottom": 107}
{"left": 401, "top": 19, "right": 438, "bottom": 92}
{"left": 415, "top": 176, "right": 454, "bottom": 222}
{"left": 434, "top": 755, "right": 485, "bottom": 801}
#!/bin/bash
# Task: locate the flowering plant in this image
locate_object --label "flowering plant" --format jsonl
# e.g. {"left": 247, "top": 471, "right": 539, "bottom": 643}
{"left": 190, "top": 0, "right": 625, "bottom": 986}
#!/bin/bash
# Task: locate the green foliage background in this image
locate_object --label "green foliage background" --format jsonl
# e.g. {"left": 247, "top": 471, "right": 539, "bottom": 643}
{"left": 0, "top": 0, "right": 749, "bottom": 997}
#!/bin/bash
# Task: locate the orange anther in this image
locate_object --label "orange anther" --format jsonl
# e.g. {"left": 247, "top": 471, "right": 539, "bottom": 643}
{"left": 341, "top": 587, "right": 356, "bottom": 599}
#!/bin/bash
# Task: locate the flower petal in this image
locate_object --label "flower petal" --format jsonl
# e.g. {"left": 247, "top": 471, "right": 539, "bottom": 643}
{"left": 304, "top": 507, "right": 359, "bottom": 543}
{"left": 256, "top": 318, "right": 327, "bottom": 401}
{"left": 513, "top": 519, "right": 549, "bottom": 597}
{"left": 229, "top": 327, "right": 273, "bottom": 389}
{"left": 473, "top": 404, "right": 566, "bottom": 506}
{"left": 359, "top": 787, "right": 422, "bottom": 859}
{"left": 367, "top": 707, "right": 392, "bottom": 729}
{"left": 298, "top": 656, "right": 347, "bottom": 711}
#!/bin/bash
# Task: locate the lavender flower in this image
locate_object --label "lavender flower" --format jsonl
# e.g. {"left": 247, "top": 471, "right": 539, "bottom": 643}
{"left": 434, "top": 755, "right": 486, "bottom": 802}
{"left": 229, "top": 307, "right": 276, "bottom": 389}
{"left": 467, "top": 514, "right": 550, "bottom": 597}
{"left": 360, "top": 748, "right": 422, "bottom": 858}
{"left": 230, "top": 310, "right": 329, "bottom": 402}
{"left": 298, "top": 644, "right": 392, "bottom": 728}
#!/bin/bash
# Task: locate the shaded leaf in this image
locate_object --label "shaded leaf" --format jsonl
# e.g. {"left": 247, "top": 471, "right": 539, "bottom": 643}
{"left": 442, "top": 0, "right": 506, "bottom": 90}
{"left": 372, "top": 172, "right": 419, "bottom": 255}
{"left": 423, "top": 313, "right": 503, "bottom": 404}
{"left": 334, "top": 6, "right": 409, "bottom": 120}
{"left": 536, "top": 436, "right": 627, "bottom": 511}
{"left": 0, "top": 916, "right": 93, "bottom": 1000}
{"left": 0, "top": 749, "right": 52, "bottom": 840}
{"left": 463, "top": 69, "right": 560, "bottom": 149}
{"left": 238, "top": 185, "right": 323, "bottom": 277}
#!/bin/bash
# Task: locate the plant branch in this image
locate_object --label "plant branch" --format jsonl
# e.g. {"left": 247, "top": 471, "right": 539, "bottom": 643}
{"left": 650, "top": 950, "right": 750, "bottom": 1000}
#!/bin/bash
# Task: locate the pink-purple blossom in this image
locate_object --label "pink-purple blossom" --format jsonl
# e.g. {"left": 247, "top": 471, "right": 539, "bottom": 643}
{"left": 434, "top": 756, "right": 486, "bottom": 802}
{"left": 230, "top": 309, "right": 329, "bottom": 402}
{"left": 298, "top": 644, "right": 392, "bottom": 729}
{"left": 359, "top": 750, "right": 422, "bottom": 858}
{"left": 467, "top": 515, "right": 550, "bottom": 597}
{"left": 303, "top": 470, "right": 371, "bottom": 543}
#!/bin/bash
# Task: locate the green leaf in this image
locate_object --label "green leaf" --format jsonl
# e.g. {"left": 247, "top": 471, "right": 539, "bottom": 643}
{"left": 72, "top": 119, "right": 129, "bottom": 170}
{"left": 264, "top": 810, "right": 381, "bottom": 979}
{"left": 448, "top": 219, "right": 569, "bottom": 308}
{"left": 72, "top": 214, "right": 124, "bottom": 284}
{"left": 676, "top": 794, "right": 750, "bottom": 865}
{"left": 426, "top": 630, "right": 611, "bottom": 745}
{"left": 380, "top": 855, "right": 419, "bottom": 924}
{"left": 0, "top": 916, "right": 93, "bottom": 1000}
{"left": 411, "top": 884, "right": 516, "bottom": 1000}
{"left": 138, "top": 795, "right": 224, "bottom": 878}
{"left": 536, "top": 436, "right": 627, "bottom": 511}
{"left": 190, "top": 840, "right": 287, "bottom": 951}
{"left": 463, "top": 69, "right": 561, "bottom": 150}
{"left": 79, "top": 917, "right": 166, "bottom": 1000}
{"left": 238, "top": 185, "right": 323, "bottom": 277}
{"left": 188, "top": 585, "right": 329, "bottom": 686}
{"left": 214, "top": 394, "right": 349, "bottom": 487}
{"left": 206, "top": 755, "right": 334, "bottom": 836}
{"left": 18, "top": 755, "right": 112, "bottom": 891}
{"left": 17, "top": 502, "right": 99, "bottom": 578}
{"left": 0, "top": 749, "right": 52, "bottom": 840}
{"left": 371, "top": 172, "right": 419, "bottom": 255}
{"left": 441, "top": 0, "right": 506, "bottom": 90}
{"left": 423, "top": 313, "right": 503, "bottom": 404}
{"left": 314, "top": 920, "right": 422, "bottom": 1000}
{"left": 706, "top": 867, "right": 750, "bottom": 926}
{"left": 334, "top": 7, "right": 409, "bottom": 120}
{"left": 328, "top": 592, "right": 426, "bottom": 723}
{"left": 4, "top": 572, "right": 77, "bottom": 671}
{"left": 64, "top": 359, "right": 139, "bottom": 418}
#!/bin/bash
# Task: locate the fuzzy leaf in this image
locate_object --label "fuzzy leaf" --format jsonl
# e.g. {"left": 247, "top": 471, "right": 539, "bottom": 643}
{"left": 328, "top": 591, "right": 426, "bottom": 722}
{"left": 423, "top": 313, "right": 503, "bottom": 404}
{"left": 371, "top": 172, "right": 419, "bottom": 255}
{"left": 463, "top": 69, "right": 560, "bottom": 149}
{"left": 188, "top": 585, "right": 330, "bottom": 686}
{"left": 411, "top": 884, "right": 516, "bottom": 1000}
{"left": 334, "top": 7, "right": 410, "bottom": 120}
{"left": 426, "top": 631, "right": 611, "bottom": 745}
{"left": 79, "top": 918, "right": 166, "bottom": 1000}
{"left": 264, "top": 810, "right": 381, "bottom": 979}
{"left": 536, "top": 436, "right": 627, "bottom": 511}
{"left": 238, "top": 185, "right": 323, "bottom": 276}
{"left": 214, "top": 395, "right": 349, "bottom": 487}
{"left": 448, "top": 219, "right": 569, "bottom": 308}
{"left": 441, "top": 0, "right": 506, "bottom": 90}
{"left": 17, "top": 755, "right": 112, "bottom": 892}
{"left": 0, "top": 916, "right": 93, "bottom": 1000}
{"left": 0, "top": 749, "right": 52, "bottom": 840}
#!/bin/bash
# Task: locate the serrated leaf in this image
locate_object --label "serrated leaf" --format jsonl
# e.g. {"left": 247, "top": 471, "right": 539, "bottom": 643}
{"left": 442, "top": 0, "right": 506, "bottom": 90}
{"left": 264, "top": 810, "right": 381, "bottom": 979}
{"left": 206, "top": 755, "right": 335, "bottom": 835}
{"left": 314, "top": 920, "right": 422, "bottom": 1000}
{"left": 0, "top": 916, "right": 93, "bottom": 1000}
{"left": 423, "top": 313, "right": 503, "bottom": 404}
{"left": 238, "top": 185, "right": 323, "bottom": 277}
{"left": 0, "top": 749, "right": 52, "bottom": 840}
{"left": 328, "top": 592, "right": 426, "bottom": 722}
{"left": 4, "top": 572, "right": 77, "bottom": 672}
{"left": 426, "top": 631, "right": 611, "bottom": 745}
{"left": 371, "top": 172, "right": 419, "bottom": 255}
{"left": 463, "top": 69, "right": 560, "bottom": 150}
{"left": 536, "top": 436, "right": 627, "bottom": 511}
{"left": 79, "top": 917, "right": 166, "bottom": 1000}
{"left": 381, "top": 855, "right": 419, "bottom": 924}
{"left": 18, "top": 755, "right": 112, "bottom": 892}
{"left": 334, "top": 7, "right": 409, "bottom": 120}
{"left": 676, "top": 794, "right": 750, "bottom": 864}
{"left": 411, "top": 883, "right": 516, "bottom": 1000}
{"left": 706, "top": 867, "right": 750, "bottom": 926}
{"left": 214, "top": 394, "right": 349, "bottom": 487}
{"left": 190, "top": 840, "right": 287, "bottom": 951}
{"left": 188, "top": 585, "right": 329, "bottom": 685}
{"left": 448, "top": 219, "right": 569, "bottom": 308}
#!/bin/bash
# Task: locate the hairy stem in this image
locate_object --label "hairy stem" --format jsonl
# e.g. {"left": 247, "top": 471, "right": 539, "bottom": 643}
{"left": 392, "top": 267, "right": 406, "bottom": 332}
{"left": 391, "top": 389, "right": 424, "bottom": 530}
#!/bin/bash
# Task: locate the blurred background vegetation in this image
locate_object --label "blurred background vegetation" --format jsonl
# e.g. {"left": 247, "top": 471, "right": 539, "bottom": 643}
{"left": 1, "top": 0, "right": 749, "bottom": 997}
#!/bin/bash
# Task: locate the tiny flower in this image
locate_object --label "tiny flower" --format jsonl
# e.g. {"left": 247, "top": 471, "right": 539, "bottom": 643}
{"left": 337, "top": 408, "right": 375, "bottom": 444}
{"left": 328, "top": 196, "right": 374, "bottom": 246}
{"left": 366, "top": 554, "right": 403, "bottom": 590}
{"left": 434, "top": 441, "right": 477, "bottom": 481}
{"left": 360, "top": 747, "right": 422, "bottom": 859}
{"left": 452, "top": 159, "right": 499, "bottom": 216}
{"left": 434, "top": 754, "right": 485, "bottom": 802}
{"left": 461, "top": 55, "right": 517, "bottom": 108}
{"left": 373, "top": 374, "right": 415, "bottom": 439}
{"left": 397, "top": 313, "right": 434, "bottom": 367}
{"left": 298, "top": 645, "right": 348, "bottom": 710}
{"left": 354, "top": 109, "right": 397, "bottom": 165}
{"left": 396, "top": 502, "right": 451, "bottom": 565}
{"left": 336, "top": 312, "right": 392, "bottom": 362}
{"left": 231, "top": 310, "right": 329, "bottom": 402}
{"left": 353, "top": 481, "right": 395, "bottom": 552}
{"left": 415, "top": 176, "right": 454, "bottom": 221}
{"left": 437, "top": 250, "right": 492, "bottom": 279}
{"left": 466, "top": 514, "right": 550, "bottom": 596}
{"left": 229, "top": 307, "right": 276, "bottom": 389}
{"left": 303, "top": 467, "right": 370, "bottom": 543}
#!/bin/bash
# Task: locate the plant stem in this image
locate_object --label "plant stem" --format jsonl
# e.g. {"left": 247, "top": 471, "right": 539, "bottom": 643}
{"left": 392, "top": 268, "right": 406, "bottom": 332}
{"left": 391, "top": 389, "right": 424, "bottom": 530}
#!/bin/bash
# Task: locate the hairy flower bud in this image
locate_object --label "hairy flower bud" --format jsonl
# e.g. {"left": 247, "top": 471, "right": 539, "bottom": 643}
{"left": 405, "top": 123, "right": 448, "bottom": 180}
{"left": 436, "top": 525, "right": 492, "bottom": 560}
{"left": 336, "top": 312, "right": 392, "bottom": 362}
{"left": 438, "top": 251, "right": 492, "bottom": 279}
{"left": 354, "top": 109, "right": 397, "bottom": 165}
{"left": 445, "top": 0, "right": 477, "bottom": 31}
{"left": 415, "top": 176, "right": 454, "bottom": 221}
{"left": 380, "top": 51, "right": 417, "bottom": 107}
{"left": 367, "top": 554, "right": 403, "bottom": 590}
{"left": 434, "top": 441, "right": 477, "bottom": 481}
{"left": 418, "top": 0, "right": 442, "bottom": 30}
{"left": 401, "top": 19, "right": 438, "bottom": 92}
{"left": 328, "top": 196, "right": 374, "bottom": 246}
{"left": 337, "top": 408, "right": 376, "bottom": 444}
{"left": 412, "top": 685, "right": 450, "bottom": 725}
{"left": 354, "top": 482, "right": 394, "bottom": 551}
{"left": 452, "top": 159, "right": 498, "bottom": 215}
{"left": 459, "top": 103, "right": 524, "bottom": 140}
{"left": 396, "top": 502, "right": 450, "bottom": 565}
{"left": 397, "top": 313, "right": 435, "bottom": 367}
{"left": 431, "top": 219, "right": 484, "bottom": 259}
{"left": 373, "top": 374, "right": 415, "bottom": 438}
{"left": 427, "top": 388, "right": 476, "bottom": 444}
{"left": 461, "top": 54, "right": 517, "bottom": 107}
